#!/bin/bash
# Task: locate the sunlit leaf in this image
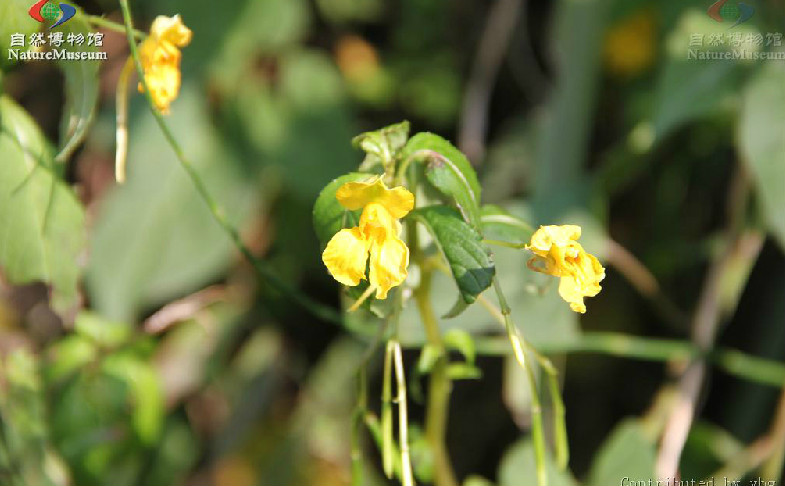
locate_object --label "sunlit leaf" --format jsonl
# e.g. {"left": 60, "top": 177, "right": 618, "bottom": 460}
{"left": 312, "top": 172, "right": 369, "bottom": 246}
{"left": 409, "top": 206, "right": 494, "bottom": 310}
{"left": 739, "top": 63, "right": 785, "bottom": 250}
{"left": 86, "top": 87, "right": 257, "bottom": 321}
{"left": 0, "top": 96, "right": 86, "bottom": 313}
{"left": 54, "top": 9, "right": 100, "bottom": 162}
{"left": 0, "top": 0, "right": 39, "bottom": 68}
{"left": 402, "top": 133, "right": 482, "bottom": 228}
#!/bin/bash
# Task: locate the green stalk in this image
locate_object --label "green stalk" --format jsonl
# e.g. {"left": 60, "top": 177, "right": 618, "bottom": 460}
{"left": 86, "top": 14, "right": 146, "bottom": 39}
{"left": 351, "top": 366, "right": 367, "bottom": 486}
{"left": 392, "top": 340, "right": 416, "bottom": 486}
{"left": 469, "top": 333, "right": 785, "bottom": 389}
{"left": 493, "top": 278, "right": 548, "bottom": 486}
{"left": 382, "top": 341, "right": 395, "bottom": 478}
{"left": 415, "top": 271, "right": 459, "bottom": 486}
{"left": 116, "top": 0, "right": 342, "bottom": 325}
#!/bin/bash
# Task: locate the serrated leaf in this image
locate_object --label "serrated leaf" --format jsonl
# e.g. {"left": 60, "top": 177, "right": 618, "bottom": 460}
{"left": 588, "top": 419, "right": 656, "bottom": 486}
{"left": 444, "top": 329, "right": 476, "bottom": 364}
{"left": 0, "top": 95, "right": 86, "bottom": 313}
{"left": 481, "top": 204, "right": 534, "bottom": 245}
{"left": 312, "top": 172, "right": 369, "bottom": 246}
{"left": 352, "top": 120, "right": 410, "bottom": 170}
{"left": 54, "top": 9, "right": 100, "bottom": 163}
{"left": 402, "top": 133, "right": 482, "bottom": 228}
{"left": 409, "top": 206, "right": 494, "bottom": 310}
{"left": 739, "top": 63, "right": 785, "bottom": 250}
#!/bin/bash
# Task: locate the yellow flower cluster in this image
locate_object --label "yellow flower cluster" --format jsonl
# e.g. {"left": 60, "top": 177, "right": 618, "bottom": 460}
{"left": 138, "top": 15, "right": 192, "bottom": 114}
{"left": 526, "top": 225, "right": 605, "bottom": 313}
{"left": 322, "top": 179, "right": 414, "bottom": 303}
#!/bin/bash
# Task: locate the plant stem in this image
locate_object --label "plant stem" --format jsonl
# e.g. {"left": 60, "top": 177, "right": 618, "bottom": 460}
{"left": 482, "top": 239, "right": 527, "bottom": 249}
{"left": 415, "top": 270, "right": 459, "bottom": 486}
{"left": 351, "top": 366, "right": 367, "bottom": 486}
{"left": 468, "top": 332, "right": 785, "bottom": 389}
{"left": 117, "top": 0, "right": 342, "bottom": 326}
{"left": 382, "top": 341, "right": 395, "bottom": 479}
{"left": 86, "top": 14, "right": 145, "bottom": 39}
{"left": 392, "top": 341, "right": 416, "bottom": 486}
{"left": 493, "top": 278, "right": 548, "bottom": 486}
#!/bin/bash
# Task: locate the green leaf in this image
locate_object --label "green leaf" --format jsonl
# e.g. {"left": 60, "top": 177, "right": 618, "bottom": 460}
{"left": 402, "top": 133, "right": 482, "bottom": 228}
{"left": 86, "top": 87, "right": 257, "bottom": 321}
{"left": 312, "top": 172, "right": 369, "bottom": 246}
{"left": 739, "top": 63, "right": 785, "bottom": 250}
{"left": 54, "top": 9, "right": 100, "bottom": 163}
{"left": 417, "top": 344, "right": 443, "bottom": 374}
{"left": 481, "top": 205, "right": 534, "bottom": 245}
{"left": 0, "top": 95, "right": 86, "bottom": 313}
{"left": 444, "top": 329, "right": 476, "bottom": 364}
{"left": 587, "top": 419, "right": 656, "bottom": 486}
{"left": 352, "top": 120, "right": 410, "bottom": 170}
{"left": 102, "top": 354, "right": 164, "bottom": 444}
{"left": 409, "top": 206, "right": 494, "bottom": 309}
{"left": 74, "top": 311, "right": 132, "bottom": 349}
{"left": 0, "top": 0, "right": 39, "bottom": 68}
{"left": 651, "top": 10, "right": 756, "bottom": 141}
{"left": 498, "top": 439, "right": 577, "bottom": 486}
{"left": 0, "top": 349, "right": 67, "bottom": 486}
{"left": 446, "top": 363, "right": 482, "bottom": 380}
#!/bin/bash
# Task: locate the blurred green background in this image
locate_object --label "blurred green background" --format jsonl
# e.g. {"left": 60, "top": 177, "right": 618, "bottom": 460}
{"left": 1, "top": 0, "right": 784, "bottom": 485}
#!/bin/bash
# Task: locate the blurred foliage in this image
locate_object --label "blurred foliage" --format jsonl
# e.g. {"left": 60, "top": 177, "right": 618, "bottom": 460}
{"left": 1, "top": 0, "right": 784, "bottom": 485}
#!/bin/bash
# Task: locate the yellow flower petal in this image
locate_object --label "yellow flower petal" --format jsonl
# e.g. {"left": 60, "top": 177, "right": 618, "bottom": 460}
{"left": 138, "top": 61, "right": 181, "bottom": 114}
{"left": 322, "top": 228, "right": 370, "bottom": 287}
{"left": 359, "top": 202, "right": 398, "bottom": 244}
{"left": 525, "top": 224, "right": 604, "bottom": 313}
{"left": 138, "top": 15, "right": 191, "bottom": 114}
{"left": 558, "top": 275, "right": 587, "bottom": 314}
{"left": 149, "top": 15, "right": 192, "bottom": 47}
{"left": 526, "top": 225, "right": 581, "bottom": 256}
{"left": 369, "top": 234, "right": 409, "bottom": 300}
{"left": 336, "top": 179, "right": 414, "bottom": 219}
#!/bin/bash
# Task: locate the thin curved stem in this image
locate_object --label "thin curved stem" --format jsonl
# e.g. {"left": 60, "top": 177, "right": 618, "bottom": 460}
{"left": 483, "top": 239, "right": 527, "bottom": 249}
{"left": 117, "top": 0, "right": 342, "bottom": 325}
{"left": 492, "top": 278, "right": 549, "bottom": 486}
{"left": 86, "top": 14, "right": 145, "bottom": 39}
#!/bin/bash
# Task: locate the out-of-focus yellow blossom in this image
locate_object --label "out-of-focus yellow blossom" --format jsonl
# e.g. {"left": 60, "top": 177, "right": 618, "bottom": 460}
{"left": 138, "top": 15, "right": 192, "bottom": 114}
{"left": 603, "top": 10, "right": 656, "bottom": 78}
{"left": 322, "top": 178, "right": 414, "bottom": 304}
{"left": 525, "top": 225, "right": 605, "bottom": 314}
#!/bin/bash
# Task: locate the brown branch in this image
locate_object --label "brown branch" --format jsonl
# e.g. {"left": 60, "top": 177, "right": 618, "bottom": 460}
{"left": 458, "top": 0, "right": 522, "bottom": 163}
{"left": 605, "top": 238, "right": 689, "bottom": 329}
{"left": 656, "top": 166, "right": 764, "bottom": 479}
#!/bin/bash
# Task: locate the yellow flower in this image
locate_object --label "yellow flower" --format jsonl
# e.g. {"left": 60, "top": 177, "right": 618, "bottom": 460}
{"left": 138, "top": 15, "right": 192, "bottom": 114}
{"left": 525, "top": 225, "right": 605, "bottom": 314}
{"left": 603, "top": 10, "right": 656, "bottom": 78}
{"left": 322, "top": 178, "right": 415, "bottom": 303}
